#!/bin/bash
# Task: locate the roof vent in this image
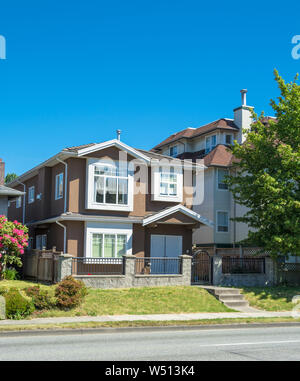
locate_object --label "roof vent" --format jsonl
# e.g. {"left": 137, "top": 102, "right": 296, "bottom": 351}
{"left": 116, "top": 129, "right": 121, "bottom": 141}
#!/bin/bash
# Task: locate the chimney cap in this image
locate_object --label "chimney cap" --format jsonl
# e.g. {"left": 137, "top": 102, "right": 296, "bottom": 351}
{"left": 116, "top": 129, "right": 121, "bottom": 141}
{"left": 240, "top": 89, "right": 248, "bottom": 93}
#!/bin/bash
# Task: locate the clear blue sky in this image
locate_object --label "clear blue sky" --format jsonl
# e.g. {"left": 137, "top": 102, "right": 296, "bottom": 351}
{"left": 1, "top": 0, "right": 300, "bottom": 175}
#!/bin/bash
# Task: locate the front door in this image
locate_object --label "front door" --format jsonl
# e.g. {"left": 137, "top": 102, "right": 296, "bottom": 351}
{"left": 150, "top": 234, "right": 182, "bottom": 274}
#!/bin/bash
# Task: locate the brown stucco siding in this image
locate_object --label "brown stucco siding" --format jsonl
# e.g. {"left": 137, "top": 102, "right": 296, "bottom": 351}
{"left": 132, "top": 224, "right": 145, "bottom": 257}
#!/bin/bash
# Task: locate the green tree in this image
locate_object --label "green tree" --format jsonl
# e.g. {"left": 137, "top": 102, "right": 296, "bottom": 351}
{"left": 227, "top": 70, "right": 300, "bottom": 259}
{"left": 5, "top": 173, "right": 17, "bottom": 184}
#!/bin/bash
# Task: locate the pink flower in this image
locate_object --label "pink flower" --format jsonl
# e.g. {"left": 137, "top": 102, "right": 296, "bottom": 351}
{"left": 20, "top": 249, "right": 24, "bottom": 255}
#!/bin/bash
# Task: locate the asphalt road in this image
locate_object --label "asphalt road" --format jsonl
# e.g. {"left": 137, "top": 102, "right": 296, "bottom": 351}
{"left": 1, "top": 326, "right": 300, "bottom": 361}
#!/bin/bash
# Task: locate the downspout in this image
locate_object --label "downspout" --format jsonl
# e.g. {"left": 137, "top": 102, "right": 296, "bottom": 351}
{"left": 16, "top": 180, "right": 26, "bottom": 225}
{"left": 56, "top": 220, "right": 67, "bottom": 253}
{"left": 56, "top": 158, "right": 68, "bottom": 213}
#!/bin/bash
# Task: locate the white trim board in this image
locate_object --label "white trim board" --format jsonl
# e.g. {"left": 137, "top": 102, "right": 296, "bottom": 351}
{"left": 142, "top": 204, "right": 214, "bottom": 228}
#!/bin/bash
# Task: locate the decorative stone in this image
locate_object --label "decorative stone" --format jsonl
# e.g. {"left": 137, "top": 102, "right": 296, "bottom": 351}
{"left": 0, "top": 295, "right": 6, "bottom": 320}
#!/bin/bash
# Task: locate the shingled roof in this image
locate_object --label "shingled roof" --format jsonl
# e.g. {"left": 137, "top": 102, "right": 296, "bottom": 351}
{"left": 152, "top": 118, "right": 239, "bottom": 150}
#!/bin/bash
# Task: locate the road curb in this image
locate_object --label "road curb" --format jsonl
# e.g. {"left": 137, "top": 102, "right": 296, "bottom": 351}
{"left": 1, "top": 321, "right": 300, "bottom": 337}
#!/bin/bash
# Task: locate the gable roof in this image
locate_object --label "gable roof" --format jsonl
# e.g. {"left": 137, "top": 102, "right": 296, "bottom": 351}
{"left": 142, "top": 204, "right": 214, "bottom": 227}
{"left": 152, "top": 118, "right": 239, "bottom": 150}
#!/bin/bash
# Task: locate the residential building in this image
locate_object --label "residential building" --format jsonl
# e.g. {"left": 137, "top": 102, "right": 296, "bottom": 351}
{"left": 7, "top": 137, "right": 213, "bottom": 258}
{"left": 152, "top": 90, "right": 274, "bottom": 247}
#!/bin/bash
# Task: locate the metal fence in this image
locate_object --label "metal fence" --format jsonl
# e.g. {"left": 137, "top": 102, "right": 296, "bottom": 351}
{"left": 72, "top": 257, "right": 124, "bottom": 276}
{"left": 222, "top": 257, "right": 265, "bottom": 274}
{"left": 135, "top": 257, "right": 182, "bottom": 275}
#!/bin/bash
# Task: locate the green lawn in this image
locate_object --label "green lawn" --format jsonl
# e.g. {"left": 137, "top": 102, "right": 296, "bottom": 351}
{"left": 0, "top": 280, "right": 233, "bottom": 317}
{"left": 241, "top": 286, "right": 300, "bottom": 311}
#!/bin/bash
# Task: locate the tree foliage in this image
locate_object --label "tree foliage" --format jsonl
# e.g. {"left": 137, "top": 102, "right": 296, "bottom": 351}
{"left": 5, "top": 173, "right": 17, "bottom": 184}
{"left": 227, "top": 70, "right": 300, "bottom": 258}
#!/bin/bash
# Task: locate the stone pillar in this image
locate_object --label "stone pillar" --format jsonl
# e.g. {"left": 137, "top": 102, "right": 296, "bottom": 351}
{"left": 57, "top": 254, "right": 73, "bottom": 282}
{"left": 212, "top": 255, "right": 223, "bottom": 285}
{"left": 265, "top": 257, "right": 276, "bottom": 286}
{"left": 123, "top": 255, "right": 136, "bottom": 287}
{"left": 0, "top": 295, "right": 5, "bottom": 320}
{"left": 179, "top": 255, "right": 192, "bottom": 285}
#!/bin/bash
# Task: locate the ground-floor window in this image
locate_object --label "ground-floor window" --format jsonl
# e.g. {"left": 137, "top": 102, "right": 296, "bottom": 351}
{"left": 91, "top": 233, "right": 127, "bottom": 258}
{"left": 36, "top": 234, "right": 47, "bottom": 250}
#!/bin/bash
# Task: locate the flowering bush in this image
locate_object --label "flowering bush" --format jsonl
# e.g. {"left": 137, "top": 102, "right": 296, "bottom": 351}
{"left": 0, "top": 215, "right": 28, "bottom": 277}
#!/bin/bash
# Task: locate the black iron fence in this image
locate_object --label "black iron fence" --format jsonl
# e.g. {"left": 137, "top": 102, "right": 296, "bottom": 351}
{"left": 135, "top": 257, "right": 182, "bottom": 275}
{"left": 222, "top": 257, "right": 265, "bottom": 274}
{"left": 72, "top": 257, "right": 124, "bottom": 275}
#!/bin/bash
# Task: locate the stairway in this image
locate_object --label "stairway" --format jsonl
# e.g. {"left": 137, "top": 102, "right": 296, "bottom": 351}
{"left": 213, "top": 288, "right": 249, "bottom": 309}
{"left": 200, "top": 285, "right": 258, "bottom": 312}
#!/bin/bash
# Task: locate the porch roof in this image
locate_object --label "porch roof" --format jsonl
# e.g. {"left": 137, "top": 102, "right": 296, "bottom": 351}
{"left": 142, "top": 204, "right": 214, "bottom": 228}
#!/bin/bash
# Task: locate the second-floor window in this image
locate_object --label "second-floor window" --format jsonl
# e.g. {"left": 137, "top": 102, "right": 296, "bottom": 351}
{"left": 93, "top": 162, "right": 128, "bottom": 205}
{"left": 159, "top": 167, "right": 177, "bottom": 196}
{"left": 205, "top": 135, "right": 217, "bottom": 153}
{"left": 55, "top": 173, "right": 64, "bottom": 200}
{"left": 225, "top": 134, "right": 233, "bottom": 145}
{"left": 16, "top": 196, "right": 21, "bottom": 208}
{"left": 169, "top": 145, "right": 178, "bottom": 157}
{"left": 28, "top": 186, "right": 35, "bottom": 204}
{"left": 217, "top": 169, "right": 229, "bottom": 190}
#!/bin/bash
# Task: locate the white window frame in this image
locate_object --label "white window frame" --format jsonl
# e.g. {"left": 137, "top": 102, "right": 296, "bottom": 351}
{"left": 205, "top": 134, "right": 217, "bottom": 153}
{"left": 55, "top": 172, "right": 64, "bottom": 200}
{"left": 216, "top": 210, "right": 229, "bottom": 233}
{"left": 217, "top": 168, "right": 229, "bottom": 191}
{"left": 16, "top": 196, "right": 22, "bottom": 208}
{"left": 151, "top": 164, "right": 183, "bottom": 202}
{"left": 85, "top": 222, "right": 133, "bottom": 262}
{"left": 28, "top": 186, "right": 35, "bottom": 204}
{"left": 86, "top": 158, "right": 134, "bottom": 211}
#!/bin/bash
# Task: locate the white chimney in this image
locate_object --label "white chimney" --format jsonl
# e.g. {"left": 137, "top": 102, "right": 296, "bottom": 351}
{"left": 234, "top": 89, "right": 253, "bottom": 143}
{"left": 116, "top": 129, "right": 121, "bottom": 141}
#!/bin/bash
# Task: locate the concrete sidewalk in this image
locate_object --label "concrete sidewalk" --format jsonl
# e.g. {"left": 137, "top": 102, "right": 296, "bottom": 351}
{"left": 0, "top": 311, "right": 294, "bottom": 326}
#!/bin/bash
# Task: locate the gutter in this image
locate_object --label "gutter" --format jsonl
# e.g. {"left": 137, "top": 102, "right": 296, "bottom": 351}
{"left": 55, "top": 221, "right": 67, "bottom": 253}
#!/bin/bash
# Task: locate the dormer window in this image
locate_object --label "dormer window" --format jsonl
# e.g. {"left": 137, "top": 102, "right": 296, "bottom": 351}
{"left": 205, "top": 135, "right": 216, "bottom": 153}
{"left": 169, "top": 145, "right": 178, "bottom": 157}
{"left": 225, "top": 134, "right": 233, "bottom": 145}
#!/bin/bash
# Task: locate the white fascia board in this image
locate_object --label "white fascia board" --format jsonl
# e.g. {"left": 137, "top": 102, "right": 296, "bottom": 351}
{"left": 77, "top": 139, "right": 151, "bottom": 164}
{"left": 150, "top": 158, "right": 206, "bottom": 171}
{"left": 142, "top": 204, "right": 214, "bottom": 228}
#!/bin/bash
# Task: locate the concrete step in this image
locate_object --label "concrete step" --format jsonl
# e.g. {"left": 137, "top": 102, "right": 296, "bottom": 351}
{"left": 214, "top": 288, "right": 241, "bottom": 296}
{"left": 219, "top": 294, "right": 245, "bottom": 301}
{"left": 223, "top": 300, "right": 249, "bottom": 308}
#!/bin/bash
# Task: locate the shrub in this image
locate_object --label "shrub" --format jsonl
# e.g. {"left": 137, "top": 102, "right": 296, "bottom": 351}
{"left": 2, "top": 267, "right": 20, "bottom": 280}
{"left": 55, "top": 276, "right": 87, "bottom": 309}
{"left": 25, "top": 286, "right": 53, "bottom": 310}
{"left": 4, "top": 288, "right": 35, "bottom": 319}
